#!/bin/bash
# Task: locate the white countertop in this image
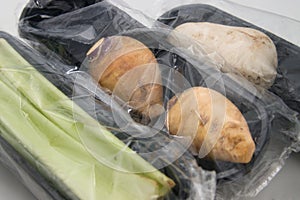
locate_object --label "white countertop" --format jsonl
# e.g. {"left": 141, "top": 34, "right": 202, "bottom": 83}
{"left": 0, "top": 0, "right": 299, "bottom": 199}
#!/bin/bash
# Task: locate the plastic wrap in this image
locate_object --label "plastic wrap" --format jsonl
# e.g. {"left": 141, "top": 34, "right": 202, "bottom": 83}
{"left": 81, "top": 26, "right": 299, "bottom": 199}
{"left": 18, "top": 0, "right": 144, "bottom": 66}
{"left": 106, "top": 0, "right": 300, "bottom": 116}
{"left": 108, "top": 0, "right": 300, "bottom": 46}
{"left": 8, "top": 0, "right": 300, "bottom": 199}
{"left": 158, "top": 3, "right": 300, "bottom": 114}
{"left": 106, "top": 0, "right": 300, "bottom": 198}
{"left": 0, "top": 134, "right": 65, "bottom": 200}
{"left": 0, "top": 31, "right": 216, "bottom": 200}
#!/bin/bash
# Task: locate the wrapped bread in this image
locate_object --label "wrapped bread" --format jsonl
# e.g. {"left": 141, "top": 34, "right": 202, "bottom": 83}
{"left": 174, "top": 22, "right": 278, "bottom": 89}
{"left": 87, "top": 36, "right": 163, "bottom": 118}
{"left": 166, "top": 87, "right": 255, "bottom": 163}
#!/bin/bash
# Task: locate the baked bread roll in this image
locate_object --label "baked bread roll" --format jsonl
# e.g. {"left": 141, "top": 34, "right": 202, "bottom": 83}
{"left": 166, "top": 87, "right": 255, "bottom": 163}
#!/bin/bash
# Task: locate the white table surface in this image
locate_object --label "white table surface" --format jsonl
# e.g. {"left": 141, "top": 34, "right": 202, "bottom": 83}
{"left": 0, "top": 0, "right": 300, "bottom": 199}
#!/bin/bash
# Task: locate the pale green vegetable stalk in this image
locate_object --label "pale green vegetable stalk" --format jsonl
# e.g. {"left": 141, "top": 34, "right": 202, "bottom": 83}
{"left": 0, "top": 38, "right": 174, "bottom": 200}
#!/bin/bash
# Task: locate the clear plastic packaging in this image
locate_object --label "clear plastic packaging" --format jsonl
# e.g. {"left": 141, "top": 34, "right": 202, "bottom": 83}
{"left": 0, "top": 134, "right": 65, "bottom": 200}
{"left": 77, "top": 26, "right": 299, "bottom": 200}
{"left": 0, "top": 29, "right": 216, "bottom": 200}
{"left": 107, "top": 0, "right": 300, "bottom": 115}
{"left": 18, "top": 0, "right": 144, "bottom": 66}
{"left": 108, "top": 0, "right": 300, "bottom": 46}
{"left": 105, "top": 0, "right": 300, "bottom": 198}
{"left": 3, "top": 0, "right": 300, "bottom": 199}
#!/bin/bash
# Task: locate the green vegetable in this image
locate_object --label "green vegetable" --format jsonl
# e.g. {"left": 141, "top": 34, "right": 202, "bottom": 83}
{"left": 0, "top": 38, "right": 174, "bottom": 200}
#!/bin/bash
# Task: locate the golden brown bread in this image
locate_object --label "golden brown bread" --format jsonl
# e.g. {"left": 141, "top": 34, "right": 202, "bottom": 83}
{"left": 87, "top": 36, "right": 163, "bottom": 118}
{"left": 166, "top": 87, "right": 255, "bottom": 163}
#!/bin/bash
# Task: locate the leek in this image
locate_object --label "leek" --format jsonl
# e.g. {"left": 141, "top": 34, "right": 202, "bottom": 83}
{"left": 0, "top": 38, "right": 174, "bottom": 200}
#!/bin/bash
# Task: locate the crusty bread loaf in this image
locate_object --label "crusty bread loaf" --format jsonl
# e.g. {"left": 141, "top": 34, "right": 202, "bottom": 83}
{"left": 166, "top": 87, "right": 255, "bottom": 163}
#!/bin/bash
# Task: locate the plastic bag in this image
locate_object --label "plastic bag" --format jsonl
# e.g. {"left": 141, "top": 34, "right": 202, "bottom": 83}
{"left": 15, "top": 0, "right": 300, "bottom": 199}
